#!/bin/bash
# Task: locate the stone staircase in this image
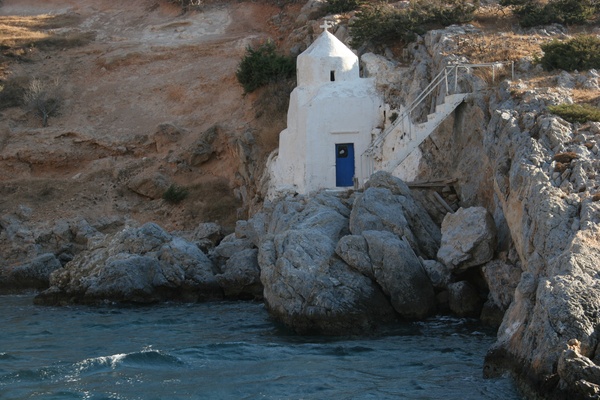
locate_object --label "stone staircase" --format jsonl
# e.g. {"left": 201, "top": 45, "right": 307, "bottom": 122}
{"left": 379, "top": 93, "right": 467, "bottom": 173}
{"left": 361, "top": 62, "right": 513, "bottom": 181}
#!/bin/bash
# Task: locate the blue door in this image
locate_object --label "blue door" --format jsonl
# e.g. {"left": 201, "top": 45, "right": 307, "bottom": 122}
{"left": 335, "top": 143, "right": 355, "bottom": 187}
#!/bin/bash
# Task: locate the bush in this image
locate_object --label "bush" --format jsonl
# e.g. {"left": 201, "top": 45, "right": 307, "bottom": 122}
{"left": 326, "top": 0, "right": 364, "bottom": 14}
{"left": 168, "top": 0, "right": 201, "bottom": 11}
{"left": 24, "top": 78, "right": 62, "bottom": 127}
{"left": 501, "top": 0, "right": 598, "bottom": 27}
{"left": 349, "top": 0, "right": 478, "bottom": 48}
{"left": 236, "top": 42, "right": 295, "bottom": 93}
{"left": 412, "top": 0, "right": 480, "bottom": 26}
{"left": 540, "top": 35, "right": 600, "bottom": 71}
{"left": 0, "top": 76, "right": 28, "bottom": 110}
{"left": 163, "top": 185, "right": 189, "bottom": 204}
{"left": 549, "top": 103, "right": 600, "bottom": 123}
{"left": 350, "top": 2, "right": 421, "bottom": 47}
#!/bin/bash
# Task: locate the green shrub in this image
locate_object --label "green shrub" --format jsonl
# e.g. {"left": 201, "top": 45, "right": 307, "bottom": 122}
{"left": 163, "top": 185, "right": 189, "bottom": 204}
{"left": 236, "top": 42, "right": 295, "bottom": 93}
{"left": 549, "top": 103, "right": 600, "bottom": 123}
{"left": 168, "top": 0, "right": 201, "bottom": 11}
{"left": 326, "top": 0, "right": 364, "bottom": 14}
{"left": 412, "top": 0, "right": 479, "bottom": 26}
{"left": 0, "top": 76, "right": 28, "bottom": 110}
{"left": 540, "top": 35, "right": 600, "bottom": 71}
{"left": 349, "top": 0, "right": 478, "bottom": 48}
{"left": 350, "top": 3, "right": 415, "bottom": 47}
{"left": 501, "top": 0, "right": 598, "bottom": 27}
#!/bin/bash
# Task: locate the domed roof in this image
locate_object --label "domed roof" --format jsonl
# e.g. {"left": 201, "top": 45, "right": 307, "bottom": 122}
{"left": 296, "top": 30, "right": 360, "bottom": 86}
{"left": 300, "top": 31, "right": 358, "bottom": 61}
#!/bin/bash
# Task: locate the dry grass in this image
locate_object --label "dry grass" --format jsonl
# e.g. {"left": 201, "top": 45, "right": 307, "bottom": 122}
{"left": 573, "top": 88, "right": 600, "bottom": 106}
{"left": 0, "top": 14, "right": 87, "bottom": 49}
{"left": 472, "top": 5, "right": 519, "bottom": 32}
{"left": 454, "top": 32, "right": 552, "bottom": 63}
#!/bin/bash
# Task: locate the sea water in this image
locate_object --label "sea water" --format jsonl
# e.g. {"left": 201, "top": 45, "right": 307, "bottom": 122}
{"left": 0, "top": 295, "right": 521, "bottom": 399}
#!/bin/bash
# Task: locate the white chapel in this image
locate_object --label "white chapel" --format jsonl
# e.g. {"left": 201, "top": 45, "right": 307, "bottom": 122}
{"left": 268, "top": 24, "right": 384, "bottom": 196}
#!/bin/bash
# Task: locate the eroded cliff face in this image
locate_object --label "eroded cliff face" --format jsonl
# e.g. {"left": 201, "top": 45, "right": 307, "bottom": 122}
{"left": 390, "top": 25, "right": 600, "bottom": 399}
{"left": 483, "top": 83, "right": 600, "bottom": 399}
{"left": 0, "top": 0, "right": 303, "bottom": 270}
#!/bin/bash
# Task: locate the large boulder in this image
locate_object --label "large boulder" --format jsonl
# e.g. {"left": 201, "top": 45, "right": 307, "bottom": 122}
{"left": 437, "top": 207, "right": 496, "bottom": 273}
{"left": 215, "top": 248, "right": 262, "bottom": 300}
{"left": 210, "top": 233, "right": 255, "bottom": 270}
{"left": 258, "top": 193, "right": 396, "bottom": 335}
{"left": 448, "top": 281, "right": 483, "bottom": 318}
{"left": 337, "top": 230, "right": 436, "bottom": 319}
{"left": 421, "top": 259, "right": 452, "bottom": 291}
{"left": 558, "top": 339, "right": 600, "bottom": 399}
{"left": 351, "top": 172, "right": 441, "bottom": 259}
{"left": 0, "top": 253, "right": 62, "bottom": 293}
{"left": 34, "top": 222, "right": 222, "bottom": 305}
{"left": 482, "top": 259, "right": 522, "bottom": 311}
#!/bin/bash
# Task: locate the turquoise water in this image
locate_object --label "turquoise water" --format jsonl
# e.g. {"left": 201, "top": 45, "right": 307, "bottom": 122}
{"left": 0, "top": 295, "right": 521, "bottom": 399}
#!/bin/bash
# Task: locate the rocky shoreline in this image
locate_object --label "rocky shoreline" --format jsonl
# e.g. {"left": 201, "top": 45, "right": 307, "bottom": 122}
{"left": 1, "top": 3, "right": 600, "bottom": 397}
{"left": 4, "top": 171, "right": 508, "bottom": 335}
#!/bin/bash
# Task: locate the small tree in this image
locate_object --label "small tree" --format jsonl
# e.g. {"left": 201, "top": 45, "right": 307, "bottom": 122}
{"left": 24, "top": 78, "right": 62, "bottom": 127}
{"left": 236, "top": 42, "right": 295, "bottom": 93}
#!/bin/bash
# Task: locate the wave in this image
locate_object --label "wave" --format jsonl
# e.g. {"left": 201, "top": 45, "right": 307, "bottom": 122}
{"left": 72, "top": 349, "right": 185, "bottom": 375}
{"left": 0, "top": 349, "right": 185, "bottom": 386}
{"left": 0, "top": 352, "right": 18, "bottom": 361}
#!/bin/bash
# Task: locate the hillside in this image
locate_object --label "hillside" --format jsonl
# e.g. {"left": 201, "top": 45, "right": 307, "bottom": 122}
{"left": 0, "top": 0, "right": 298, "bottom": 238}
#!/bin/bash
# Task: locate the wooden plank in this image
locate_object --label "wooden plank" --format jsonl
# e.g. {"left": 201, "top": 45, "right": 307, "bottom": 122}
{"left": 407, "top": 178, "right": 457, "bottom": 188}
{"left": 433, "top": 191, "right": 455, "bottom": 214}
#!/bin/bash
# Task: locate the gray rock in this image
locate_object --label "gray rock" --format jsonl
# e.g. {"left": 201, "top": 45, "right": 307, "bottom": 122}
{"left": 337, "top": 231, "right": 436, "bottom": 319}
{"left": 188, "top": 125, "right": 219, "bottom": 166}
{"left": 258, "top": 192, "right": 397, "bottom": 335}
{"left": 176, "top": 222, "right": 224, "bottom": 252}
{"left": 351, "top": 173, "right": 440, "bottom": 259}
{"left": 215, "top": 248, "right": 262, "bottom": 299}
{"left": 211, "top": 234, "right": 255, "bottom": 269}
{"left": 0, "top": 253, "right": 62, "bottom": 293}
{"left": 558, "top": 340, "right": 600, "bottom": 393}
{"left": 260, "top": 229, "right": 395, "bottom": 335}
{"left": 482, "top": 259, "right": 521, "bottom": 311}
{"left": 362, "top": 230, "right": 436, "bottom": 319}
{"left": 557, "top": 71, "right": 575, "bottom": 89}
{"left": 448, "top": 281, "right": 483, "bottom": 318}
{"left": 35, "top": 222, "right": 222, "bottom": 305}
{"left": 437, "top": 207, "right": 496, "bottom": 272}
{"left": 127, "top": 172, "right": 171, "bottom": 199}
{"left": 153, "top": 122, "right": 184, "bottom": 152}
{"left": 335, "top": 234, "right": 372, "bottom": 277}
{"left": 421, "top": 259, "right": 452, "bottom": 290}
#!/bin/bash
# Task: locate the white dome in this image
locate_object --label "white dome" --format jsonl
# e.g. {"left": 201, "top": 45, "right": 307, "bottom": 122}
{"left": 297, "top": 31, "right": 360, "bottom": 86}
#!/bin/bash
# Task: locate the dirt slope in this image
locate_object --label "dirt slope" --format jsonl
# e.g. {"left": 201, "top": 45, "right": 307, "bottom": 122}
{"left": 0, "top": 0, "right": 287, "bottom": 232}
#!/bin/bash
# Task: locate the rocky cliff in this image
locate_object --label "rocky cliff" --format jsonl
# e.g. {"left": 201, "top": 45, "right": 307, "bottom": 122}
{"left": 380, "top": 23, "right": 600, "bottom": 400}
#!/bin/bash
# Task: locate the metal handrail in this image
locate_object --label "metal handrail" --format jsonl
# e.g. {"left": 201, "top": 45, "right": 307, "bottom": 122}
{"left": 366, "top": 65, "right": 456, "bottom": 154}
{"left": 359, "top": 61, "right": 514, "bottom": 185}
